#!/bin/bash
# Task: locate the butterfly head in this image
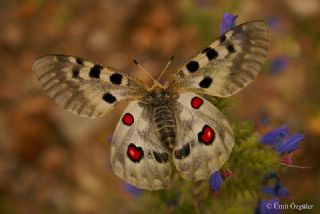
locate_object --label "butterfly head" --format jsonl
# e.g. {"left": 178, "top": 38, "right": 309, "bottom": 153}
{"left": 145, "top": 86, "right": 172, "bottom": 106}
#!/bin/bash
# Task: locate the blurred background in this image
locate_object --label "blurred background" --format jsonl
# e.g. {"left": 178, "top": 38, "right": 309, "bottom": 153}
{"left": 0, "top": 0, "right": 319, "bottom": 213}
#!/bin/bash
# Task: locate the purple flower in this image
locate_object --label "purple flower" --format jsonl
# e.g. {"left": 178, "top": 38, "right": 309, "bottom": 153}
{"left": 261, "top": 172, "right": 288, "bottom": 196}
{"left": 261, "top": 180, "right": 288, "bottom": 197}
{"left": 220, "top": 13, "right": 238, "bottom": 34}
{"left": 261, "top": 126, "right": 289, "bottom": 145}
{"left": 274, "top": 134, "right": 303, "bottom": 154}
{"left": 261, "top": 126, "right": 303, "bottom": 155}
{"left": 209, "top": 171, "right": 223, "bottom": 192}
{"left": 122, "top": 182, "right": 143, "bottom": 197}
{"left": 270, "top": 57, "right": 288, "bottom": 74}
{"left": 255, "top": 197, "right": 281, "bottom": 214}
{"left": 257, "top": 172, "right": 287, "bottom": 213}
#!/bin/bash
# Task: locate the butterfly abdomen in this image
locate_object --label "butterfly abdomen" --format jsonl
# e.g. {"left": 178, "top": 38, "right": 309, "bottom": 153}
{"left": 153, "top": 105, "right": 176, "bottom": 149}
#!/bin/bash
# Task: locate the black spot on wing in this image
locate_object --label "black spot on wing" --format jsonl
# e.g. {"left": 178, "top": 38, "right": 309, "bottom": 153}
{"left": 186, "top": 61, "right": 199, "bottom": 73}
{"left": 76, "top": 57, "right": 84, "bottom": 65}
{"left": 102, "top": 93, "right": 116, "bottom": 104}
{"left": 72, "top": 68, "right": 80, "bottom": 79}
{"left": 202, "top": 47, "right": 218, "bottom": 60}
{"left": 199, "top": 76, "right": 213, "bottom": 88}
{"left": 153, "top": 151, "right": 169, "bottom": 163}
{"left": 219, "top": 35, "right": 226, "bottom": 43}
{"left": 110, "top": 73, "right": 123, "bottom": 85}
{"left": 174, "top": 143, "right": 190, "bottom": 160}
{"left": 227, "top": 44, "right": 235, "bottom": 54}
{"left": 89, "top": 64, "right": 103, "bottom": 78}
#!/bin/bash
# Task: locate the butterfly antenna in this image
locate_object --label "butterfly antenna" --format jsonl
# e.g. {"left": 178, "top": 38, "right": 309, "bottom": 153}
{"left": 133, "top": 59, "right": 158, "bottom": 84}
{"left": 157, "top": 56, "right": 174, "bottom": 82}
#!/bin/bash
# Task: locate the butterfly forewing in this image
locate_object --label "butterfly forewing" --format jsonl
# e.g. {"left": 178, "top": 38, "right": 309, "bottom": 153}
{"left": 166, "top": 21, "right": 269, "bottom": 97}
{"left": 172, "top": 92, "right": 234, "bottom": 180}
{"left": 111, "top": 101, "right": 172, "bottom": 190}
{"left": 32, "top": 54, "right": 146, "bottom": 118}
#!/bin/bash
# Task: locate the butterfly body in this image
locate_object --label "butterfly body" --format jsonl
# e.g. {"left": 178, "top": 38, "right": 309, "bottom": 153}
{"left": 142, "top": 87, "right": 178, "bottom": 149}
{"left": 33, "top": 21, "right": 269, "bottom": 190}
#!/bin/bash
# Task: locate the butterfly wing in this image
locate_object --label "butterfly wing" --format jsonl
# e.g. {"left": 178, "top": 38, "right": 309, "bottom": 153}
{"left": 33, "top": 54, "right": 146, "bottom": 118}
{"left": 110, "top": 101, "right": 171, "bottom": 190}
{"left": 172, "top": 92, "right": 234, "bottom": 180}
{"left": 166, "top": 21, "right": 269, "bottom": 97}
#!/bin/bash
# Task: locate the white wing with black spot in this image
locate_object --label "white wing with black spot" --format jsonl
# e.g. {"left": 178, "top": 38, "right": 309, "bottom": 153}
{"left": 172, "top": 92, "right": 234, "bottom": 180}
{"left": 166, "top": 21, "right": 269, "bottom": 97}
{"left": 110, "top": 101, "right": 171, "bottom": 190}
{"left": 33, "top": 54, "right": 146, "bottom": 118}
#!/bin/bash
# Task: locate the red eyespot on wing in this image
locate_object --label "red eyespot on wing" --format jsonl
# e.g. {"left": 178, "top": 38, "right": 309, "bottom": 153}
{"left": 198, "top": 125, "right": 215, "bottom": 145}
{"left": 122, "top": 113, "right": 134, "bottom": 126}
{"left": 127, "top": 144, "right": 144, "bottom": 163}
{"left": 191, "top": 96, "right": 203, "bottom": 109}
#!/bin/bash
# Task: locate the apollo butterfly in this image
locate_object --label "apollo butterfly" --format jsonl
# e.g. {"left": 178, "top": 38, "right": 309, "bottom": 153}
{"left": 33, "top": 21, "right": 269, "bottom": 190}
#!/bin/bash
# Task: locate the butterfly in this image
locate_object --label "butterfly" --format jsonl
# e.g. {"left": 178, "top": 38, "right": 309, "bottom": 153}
{"left": 33, "top": 21, "right": 269, "bottom": 190}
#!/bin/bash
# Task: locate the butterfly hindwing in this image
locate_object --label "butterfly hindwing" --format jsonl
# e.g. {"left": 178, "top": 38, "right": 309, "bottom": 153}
{"left": 172, "top": 92, "right": 234, "bottom": 180}
{"left": 110, "top": 101, "right": 171, "bottom": 190}
{"left": 33, "top": 54, "right": 146, "bottom": 118}
{"left": 166, "top": 21, "right": 269, "bottom": 97}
